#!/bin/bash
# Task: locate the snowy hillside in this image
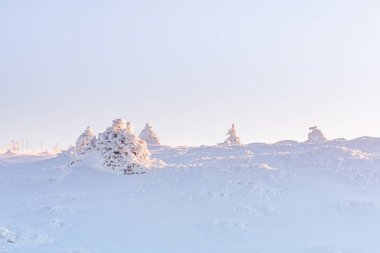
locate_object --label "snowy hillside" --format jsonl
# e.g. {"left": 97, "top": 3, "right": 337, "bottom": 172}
{"left": 1, "top": 136, "right": 380, "bottom": 252}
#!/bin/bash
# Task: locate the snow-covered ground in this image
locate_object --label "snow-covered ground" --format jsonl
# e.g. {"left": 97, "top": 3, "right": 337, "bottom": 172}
{"left": 1, "top": 138, "right": 380, "bottom": 253}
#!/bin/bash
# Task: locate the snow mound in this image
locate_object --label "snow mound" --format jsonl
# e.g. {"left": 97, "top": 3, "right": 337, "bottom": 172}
{"left": 345, "top": 136, "right": 380, "bottom": 153}
{"left": 273, "top": 140, "right": 299, "bottom": 146}
{"left": 0, "top": 227, "right": 16, "bottom": 244}
{"left": 281, "top": 145, "right": 373, "bottom": 170}
{"left": 306, "top": 146, "right": 370, "bottom": 160}
{"left": 0, "top": 226, "right": 50, "bottom": 247}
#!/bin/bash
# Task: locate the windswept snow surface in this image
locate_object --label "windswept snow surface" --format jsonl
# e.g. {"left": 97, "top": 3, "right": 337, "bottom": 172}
{"left": 1, "top": 139, "right": 380, "bottom": 253}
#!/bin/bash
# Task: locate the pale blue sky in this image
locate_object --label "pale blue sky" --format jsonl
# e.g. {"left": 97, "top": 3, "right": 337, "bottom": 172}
{"left": 1, "top": 0, "right": 380, "bottom": 149}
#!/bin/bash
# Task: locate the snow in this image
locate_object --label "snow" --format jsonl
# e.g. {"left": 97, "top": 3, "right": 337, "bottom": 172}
{"left": 221, "top": 124, "right": 242, "bottom": 146}
{"left": 74, "top": 127, "right": 96, "bottom": 156}
{"left": 138, "top": 123, "right": 161, "bottom": 146}
{"left": 94, "top": 119, "right": 162, "bottom": 174}
{"left": 1, "top": 136, "right": 380, "bottom": 252}
{"left": 307, "top": 126, "right": 327, "bottom": 143}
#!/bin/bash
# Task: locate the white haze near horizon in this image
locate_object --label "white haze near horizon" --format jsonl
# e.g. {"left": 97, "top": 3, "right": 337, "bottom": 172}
{"left": 1, "top": 0, "right": 380, "bottom": 149}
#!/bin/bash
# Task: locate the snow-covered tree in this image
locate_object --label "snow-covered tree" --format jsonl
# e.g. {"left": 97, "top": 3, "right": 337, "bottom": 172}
{"left": 75, "top": 127, "right": 96, "bottom": 155}
{"left": 96, "top": 119, "right": 154, "bottom": 174}
{"left": 126, "top": 121, "right": 133, "bottom": 134}
{"left": 223, "top": 124, "right": 242, "bottom": 145}
{"left": 307, "top": 126, "right": 327, "bottom": 143}
{"left": 139, "top": 123, "right": 160, "bottom": 146}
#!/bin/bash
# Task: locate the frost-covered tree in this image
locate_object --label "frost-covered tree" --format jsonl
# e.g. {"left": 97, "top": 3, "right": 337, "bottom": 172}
{"left": 307, "top": 126, "right": 327, "bottom": 143}
{"left": 139, "top": 123, "right": 160, "bottom": 146}
{"left": 96, "top": 119, "right": 154, "bottom": 174}
{"left": 75, "top": 127, "right": 96, "bottom": 155}
{"left": 126, "top": 121, "right": 133, "bottom": 134}
{"left": 223, "top": 124, "right": 242, "bottom": 145}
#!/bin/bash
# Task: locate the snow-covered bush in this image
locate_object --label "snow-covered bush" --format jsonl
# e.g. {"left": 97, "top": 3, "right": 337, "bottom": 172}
{"left": 96, "top": 119, "right": 159, "bottom": 174}
{"left": 139, "top": 123, "right": 160, "bottom": 146}
{"left": 223, "top": 124, "right": 242, "bottom": 146}
{"left": 75, "top": 127, "right": 96, "bottom": 155}
{"left": 307, "top": 126, "right": 327, "bottom": 143}
{"left": 4, "top": 149, "right": 17, "bottom": 156}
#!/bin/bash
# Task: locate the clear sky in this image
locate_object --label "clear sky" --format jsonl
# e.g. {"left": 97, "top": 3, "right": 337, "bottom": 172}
{"left": 1, "top": 0, "right": 380, "bottom": 149}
